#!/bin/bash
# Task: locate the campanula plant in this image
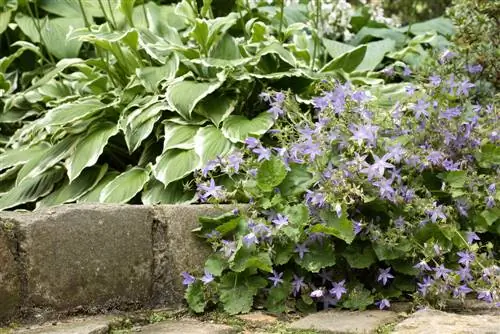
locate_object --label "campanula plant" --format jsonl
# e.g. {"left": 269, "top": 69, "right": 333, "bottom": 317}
{"left": 183, "top": 52, "right": 499, "bottom": 314}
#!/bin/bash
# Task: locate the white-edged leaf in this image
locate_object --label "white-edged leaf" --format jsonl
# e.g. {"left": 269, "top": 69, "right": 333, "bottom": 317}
{"left": 65, "top": 122, "right": 118, "bottom": 182}
{"left": 99, "top": 167, "right": 149, "bottom": 203}
{"left": 17, "top": 136, "right": 76, "bottom": 184}
{"left": 320, "top": 45, "right": 367, "bottom": 73}
{"left": 163, "top": 123, "right": 199, "bottom": 151}
{"left": 37, "top": 164, "right": 108, "bottom": 207}
{"left": 153, "top": 149, "right": 200, "bottom": 186}
{"left": 39, "top": 98, "right": 106, "bottom": 127}
{"left": 124, "top": 101, "right": 167, "bottom": 153}
{"left": 136, "top": 53, "right": 179, "bottom": 92}
{"left": 194, "top": 125, "right": 234, "bottom": 165}
{"left": 322, "top": 38, "right": 354, "bottom": 58}
{"left": 165, "top": 79, "right": 224, "bottom": 120}
{"left": 77, "top": 171, "right": 120, "bottom": 203}
{"left": 142, "top": 178, "right": 196, "bottom": 204}
{"left": 257, "top": 42, "right": 296, "bottom": 67}
{"left": 222, "top": 112, "right": 274, "bottom": 143}
{"left": 355, "top": 39, "right": 396, "bottom": 72}
{"left": 0, "top": 143, "right": 50, "bottom": 172}
{"left": 194, "top": 95, "right": 237, "bottom": 127}
{"left": 0, "top": 167, "right": 65, "bottom": 211}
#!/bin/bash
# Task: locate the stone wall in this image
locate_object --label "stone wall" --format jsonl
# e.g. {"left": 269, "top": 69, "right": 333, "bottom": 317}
{"left": 0, "top": 204, "right": 236, "bottom": 323}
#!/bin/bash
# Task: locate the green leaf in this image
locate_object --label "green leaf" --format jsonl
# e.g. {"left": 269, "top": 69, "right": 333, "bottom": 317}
{"left": 322, "top": 38, "right": 354, "bottom": 58}
{"left": 373, "top": 242, "right": 412, "bottom": 261}
{"left": 39, "top": 98, "right": 106, "bottom": 127}
{"left": 119, "top": 0, "right": 136, "bottom": 26}
{"left": 166, "top": 80, "right": 223, "bottom": 120}
{"left": 99, "top": 167, "right": 149, "bottom": 203}
{"left": 278, "top": 163, "right": 313, "bottom": 197}
{"left": 481, "top": 209, "right": 500, "bottom": 226}
{"left": 474, "top": 144, "right": 500, "bottom": 168}
{"left": 320, "top": 45, "right": 367, "bottom": 73}
{"left": 141, "top": 178, "right": 195, "bottom": 205}
{"left": 66, "top": 122, "right": 118, "bottom": 182}
{"left": 154, "top": 149, "right": 200, "bottom": 187}
{"left": 351, "top": 27, "right": 407, "bottom": 47}
{"left": 194, "top": 126, "right": 234, "bottom": 166}
{"left": 78, "top": 171, "right": 120, "bottom": 203}
{"left": 0, "top": 167, "right": 65, "bottom": 211}
{"left": 39, "top": 0, "right": 112, "bottom": 19}
{"left": 0, "top": 9, "right": 12, "bottom": 34}
{"left": 257, "top": 42, "right": 296, "bottom": 67}
{"left": 265, "top": 282, "right": 291, "bottom": 313}
{"left": 231, "top": 249, "right": 273, "bottom": 273}
{"left": 273, "top": 242, "right": 294, "bottom": 265}
{"left": 342, "top": 285, "right": 374, "bottom": 311}
{"left": 123, "top": 101, "right": 166, "bottom": 153}
{"left": 185, "top": 281, "right": 206, "bottom": 313}
{"left": 17, "top": 136, "right": 76, "bottom": 184}
{"left": 163, "top": 123, "right": 199, "bottom": 151}
{"left": 295, "top": 242, "right": 336, "bottom": 273}
{"left": 205, "top": 254, "right": 226, "bottom": 276}
{"left": 136, "top": 54, "right": 179, "bottom": 92}
{"left": 403, "top": 17, "right": 455, "bottom": 36}
{"left": 195, "top": 95, "right": 237, "bottom": 127}
{"left": 256, "top": 157, "right": 287, "bottom": 192}
{"left": 222, "top": 112, "right": 275, "bottom": 143}
{"left": 210, "top": 34, "right": 241, "bottom": 60}
{"left": 219, "top": 273, "right": 266, "bottom": 315}
{"left": 438, "top": 170, "right": 467, "bottom": 188}
{"left": 42, "top": 17, "right": 85, "bottom": 58}
{"left": 0, "top": 144, "right": 50, "bottom": 172}
{"left": 37, "top": 165, "right": 108, "bottom": 207}
{"left": 313, "top": 210, "right": 355, "bottom": 244}
{"left": 342, "top": 244, "right": 376, "bottom": 269}
{"left": 355, "top": 39, "right": 396, "bottom": 72}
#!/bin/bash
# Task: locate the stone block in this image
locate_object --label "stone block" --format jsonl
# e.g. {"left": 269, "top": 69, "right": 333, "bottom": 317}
{"left": 139, "top": 319, "right": 236, "bottom": 334}
{"left": 13, "top": 315, "right": 113, "bottom": 334}
{"left": 17, "top": 204, "right": 154, "bottom": 309}
{"left": 289, "top": 309, "right": 399, "bottom": 333}
{"left": 151, "top": 204, "right": 240, "bottom": 305}
{"left": 0, "top": 220, "right": 21, "bottom": 322}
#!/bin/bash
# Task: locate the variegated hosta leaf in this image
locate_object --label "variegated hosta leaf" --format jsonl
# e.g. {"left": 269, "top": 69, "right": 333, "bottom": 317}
{"left": 194, "top": 125, "right": 234, "bottom": 166}
{"left": 38, "top": 98, "right": 106, "bottom": 128}
{"left": 37, "top": 164, "right": 108, "bottom": 208}
{"left": 0, "top": 143, "right": 50, "bottom": 172}
{"left": 0, "top": 167, "right": 65, "bottom": 211}
{"left": 320, "top": 45, "right": 367, "bottom": 73}
{"left": 77, "top": 171, "right": 120, "bottom": 203}
{"left": 165, "top": 79, "right": 224, "bottom": 120}
{"left": 123, "top": 101, "right": 167, "bottom": 153}
{"left": 222, "top": 112, "right": 275, "bottom": 143}
{"left": 65, "top": 122, "right": 118, "bottom": 182}
{"left": 194, "top": 94, "right": 237, "bottom": 127}
{"left": 99, "top": 167, "right": 150, "bottom": 203}
{"left": 163, "top": 123, "right": 199, "bottom": 151}
{"left": 141, "top": 178, "right": 195, "bottom": 205}
{"left": 153, "top": 149, "right": 200, "bottom": 187}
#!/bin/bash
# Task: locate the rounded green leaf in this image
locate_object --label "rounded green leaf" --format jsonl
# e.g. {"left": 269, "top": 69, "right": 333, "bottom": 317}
{"left": 256, "top": 157, "right": 287, "bottom": 192}
{"left": 194, "top": 126, "right": 234, "bottom": 165}
{"left": 153, "top": 149, "right": 200, "bottom": 187}
{"left": 166, "top": 80, "right": 223, "bottom": 120}
{"left": 222, "top": 112, "right": 275, "bottom": 143}
{"left": 163, "top": 123, "right": 199, "bottom": 151}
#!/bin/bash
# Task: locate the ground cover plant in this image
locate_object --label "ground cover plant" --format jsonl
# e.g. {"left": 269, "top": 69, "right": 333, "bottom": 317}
{"left": 0, "top": 0, "right": 452, "bottom": 209}
{"left": 0, "top": 0, "right": 498, "bottom": 317}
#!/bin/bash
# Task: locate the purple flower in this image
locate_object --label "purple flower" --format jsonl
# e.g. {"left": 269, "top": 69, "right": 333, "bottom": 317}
{"left": 318, "top": 269, "right": 333, "bottom": 284}
{"left": 273, "top": 92, "right": 285, "bottom": 104}
{"left": 427, "top": 203, "right": 446, "bottom": 223}
{"left": 387, "top": 143, "right": 405, "bottom": 163}
{"left": 302, "top": 140, "right": 322, "bottom": 161}
{"left": 349, "top": 124, "right": 379, "bottom": 146}
{"left": 402, "top": 65, "right": 412, "bottom": 77}
{"left": 181, "top": 272, "right": 196, "bottom": 286}
{"left": 353, "top": 221, "right": 363, "bottom": 235}
{"left": 434, "top": 264, "right": 452, "bottom": 279}
{"left": 457, "top": 266, "right": 473, "bottom": 282}
{"left": 427, "top": 151, "right": 444, "bottom": 165}
{"left": 313, "top": 96, "right": 329, "bottom": 111}
{"left": 478, "top": 290, "right": 493, "bottom": 303}
{"left": 205, "top": 230, "right": 221, "bottom": 239}
{"left": 351, "top": 90, "right": 370, "bottom": 103}
{"left": 252, "top": 146, "right": 271, "bottom": 162}
{"left": 465, "top": 232, "right": 480, "bottom": 244}
{"left": 242, "top": 233, "right": 258, "bottom": 247}
{"left": 457, "top": 79, "right": 475, "bottom": 96}
{"left": 374, "top": 178, "right": 395, "bottom": 200}
{"left": 439, "top": 106, "right": 461, "bottom": 120}
{"left": 486, "top": 196, "right": 495, "bottom": 209}
{"left": 245, "top": 137, "right": 260, "bottom": 148}
{"left": 294, "top": 243, "right": 310, "bottom": 259}
{"left": 360, "top": 154, "right": 394, "bottom": 180}
{"left": 381, "top": 67, "right": 394, "bottom": 76}
{"left": 457, "top": 251, "right": 475, "bottom": 267}
{"left": 272, "top": 214, "right": 289, "bottom": 229}
{"left": 414, "top": 260, "right": 432, "bottom": 272}
{"left": 377, "top": 268, "right": 394, "bottom": 286}
{"left": 268, "top": 105, "right": 284, "bottom": 119}
{"left": 198, "top": 178, "right": 224, "bottom": 200}
{"left": 439, "top": 49, "right": 456, "bottom": 63}
{"left": 292, "top": 275, "right": 307, "bottom": 296}
{"left": 376, "top": 299, "right": 391, "bottom": 310}
{"left": 259, "top": 92, "right": 272, "bottom": 102}
{"left": 453, "top": 285, "right": 473, "bottom": 298}
{"left": 411, "top": 99, "right": 430, "bottom": 120}
{"left": 201, "top": 269, "right": 214, "bottom": 284}
{"left": 487, "top": 183, "right": 496, "bottom": 195}
{"left": 394, "top": 216, "right": 406, "bottom": 229}
{"left": 417, "top": 276, "right": 434, "bottom": 296}
{"left": 226, "top": 151, "right": 244, "bottom": 172}
{"left": 305, "top": 190, "right": 326, "bottom": 208}
{"left": 202, "top": 159, "right": 219, "bottom": 177}
{"left": 221, "top": 240, "right": 236, "bottom": 258}
{"left": 429, "top": 74, "right": 441, "bottom": 86}
{"left": 442, "top": 159, "right": 460, "bottom": 171}
{"left": 466, "top": 64, "right": 483, "bottom": 74}
{"left": 405, "top": 85, "right": 416, "bottom": 96}
{"left": 268, "top": 270, "right": 284, "bottom": 287}
{"left": 329, "top": 280, "right": 347, "bottom": 300}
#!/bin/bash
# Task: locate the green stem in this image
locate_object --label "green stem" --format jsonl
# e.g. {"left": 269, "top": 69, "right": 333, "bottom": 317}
{"left": 310, "top": 0, "right": 321, "bottom": 70}
{"left": 142, "top": 2, "right": 150, "bottom": 30}
{"left": 278, "top": 0, "right": 285, "bottom": 42}
{"left": 107, "top": 0, "right": 118, "bottom": 29}
{"left": 77, "top": 0, "right": 92, "bottom": 29}
{"left": 27, "top": 1, "right": 55, "bottom": 64}
{"left": 98, "top": 0, "right": 115, "bottom": 30}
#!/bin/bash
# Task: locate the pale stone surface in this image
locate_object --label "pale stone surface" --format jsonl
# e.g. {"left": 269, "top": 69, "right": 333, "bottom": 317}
{"left": 12, "top": 316, "right": 112, "bottom": 334}
{"left": 139, "top": 319, "right": 236, "bottom": 334}
{"left": 16, "top": 204, "right": 154, "bottom": 309}
{"left": 289, "top": 309, "right": 399, "bottom": 333}
{"left": 237, "top": 311, "right": 278, "bottom": 324}
{"left": 0, "top": 222, "right": 21, "bottom": 322}
{"left": 392, "top": 308, "right": 500, "bottom": 334}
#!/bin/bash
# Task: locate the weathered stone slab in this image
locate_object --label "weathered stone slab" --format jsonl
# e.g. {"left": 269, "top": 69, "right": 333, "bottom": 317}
{"left": 289, "top": 310, "right": 399, "bottom": 333}
{"left": 151, "top": 205, "right": 241, "bottom": 306}
{"left": 17, "top": 204, "right": 154, "bottom": 309}
{"left": 237, "top": 311, "right": 278, "bottom": 325}
{"left": 0, "top": 221, "right": 21, "bottom": 322}
{"left": 12, "top": 315, "right": 113, "bottom": 334}
{"left": 139, "top": 319, "right": 236, "bottom": 334}
{"left": 392, "top": 308, "right": 500, "bottom": 334}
